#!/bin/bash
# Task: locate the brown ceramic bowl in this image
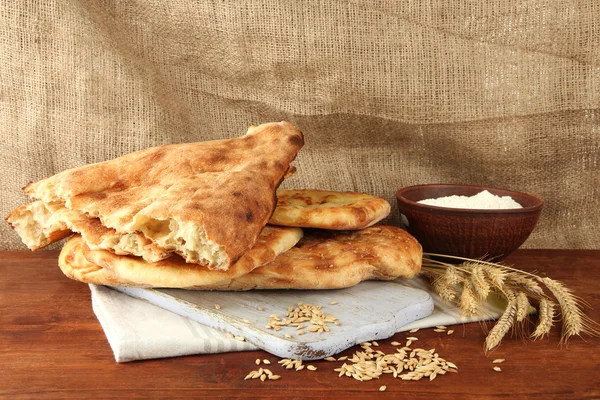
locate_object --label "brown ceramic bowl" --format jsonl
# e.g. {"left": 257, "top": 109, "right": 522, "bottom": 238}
{"left": 396, "top": 184, "right": 543, "bottom": 261}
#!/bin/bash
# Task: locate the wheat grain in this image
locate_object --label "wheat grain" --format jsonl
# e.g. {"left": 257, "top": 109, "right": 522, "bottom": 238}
{"left": 214, "top": 304, "right": 221, "bottom": 310}
{"left": 493, "top": 367, "right": 502, "bottom": 372}
{"left": 492, "top": 359, "right": 505, "bottom": 364}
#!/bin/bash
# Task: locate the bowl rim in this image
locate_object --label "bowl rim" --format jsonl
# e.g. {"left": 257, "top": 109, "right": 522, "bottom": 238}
{"left": 395, "top": 184, "right": 543, "bottom": 214}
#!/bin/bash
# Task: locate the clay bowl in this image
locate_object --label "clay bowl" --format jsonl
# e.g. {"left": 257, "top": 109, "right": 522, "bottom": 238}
{"left": 396, "top": 184, "right": 543, "bottom": 262}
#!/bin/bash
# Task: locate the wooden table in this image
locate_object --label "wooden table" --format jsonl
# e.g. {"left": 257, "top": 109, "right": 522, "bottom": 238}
{"left": 1, "top": 250, "right": 599, "bottom": 399}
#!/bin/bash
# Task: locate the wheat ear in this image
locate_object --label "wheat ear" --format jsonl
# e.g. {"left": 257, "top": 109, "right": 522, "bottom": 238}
{"left": 469, "top": 265, "right": 491, "bottom": 299}
{"left": 531, "top": 298, "right": 555, "bottom": 339}
{"left": 507, "top": 273, "right": 545, "bottom": 298}
{"left": 459, "top": 279, "right": 478, "bottom": 316}
{"left": 538, "top": 277, "right": 600, "bottom": 343}
{"left": 515, "top": 291, "right": 530, "bottom": 322}
{"left": 485, "top": 294, "right": 517, "bottom": 351}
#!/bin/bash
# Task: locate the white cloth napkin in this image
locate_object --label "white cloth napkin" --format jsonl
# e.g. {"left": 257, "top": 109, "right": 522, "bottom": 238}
{"left": 90, "top": 278, "right": 504, "bottom": 363}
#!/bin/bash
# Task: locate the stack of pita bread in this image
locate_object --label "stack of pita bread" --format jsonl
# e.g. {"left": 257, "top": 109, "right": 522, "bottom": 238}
{"left": 6, "top": 121, "right": 422, "bottom": 290}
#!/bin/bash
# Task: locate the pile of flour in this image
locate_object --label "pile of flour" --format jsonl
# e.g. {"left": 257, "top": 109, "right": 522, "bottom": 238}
{"left": 417, "top": 190, "right": 522, "bottom": 209}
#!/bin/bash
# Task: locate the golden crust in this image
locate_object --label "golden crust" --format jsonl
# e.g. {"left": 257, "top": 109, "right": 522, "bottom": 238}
{"left": 22, "top": 122, "right": 304, "bottom": 270}
{"left": 269, "top": 189, "right": 391, "bottom": 230}
{"left": 77, "top": 225, "right": 303, "bottom": 289}
{"left": 225, "top": 225, "right": 422, "bottom": 290}
{"left": 58, "top": 234, "right": 140, "bottom": 287}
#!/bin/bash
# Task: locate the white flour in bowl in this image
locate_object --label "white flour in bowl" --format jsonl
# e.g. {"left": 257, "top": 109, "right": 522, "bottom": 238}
{"left": 417, "top": 190, "right": 522, "bottom": 209}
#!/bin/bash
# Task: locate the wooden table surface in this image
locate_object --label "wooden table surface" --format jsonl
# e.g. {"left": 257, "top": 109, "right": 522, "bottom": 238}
{"left": 1, "top": 249, "right": 599, "bottom": 399}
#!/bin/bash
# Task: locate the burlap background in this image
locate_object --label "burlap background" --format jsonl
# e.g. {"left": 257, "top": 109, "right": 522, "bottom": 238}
{"left": 1, "top": 1, "right": 598, "bottom": 250}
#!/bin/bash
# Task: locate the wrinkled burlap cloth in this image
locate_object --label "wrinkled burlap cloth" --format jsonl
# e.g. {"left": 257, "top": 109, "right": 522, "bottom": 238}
{"left": 1, "top": 1, "right": 598, "bottom": 249}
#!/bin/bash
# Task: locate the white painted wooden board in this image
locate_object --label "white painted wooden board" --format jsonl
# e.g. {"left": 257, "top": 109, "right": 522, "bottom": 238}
{"left": 113, "top": 281, "right": 434, "bottom": 360}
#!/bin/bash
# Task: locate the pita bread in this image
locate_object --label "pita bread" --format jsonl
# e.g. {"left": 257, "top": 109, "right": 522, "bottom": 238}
{"left": 61, "top": 225, "right": 420, "bottom": 291}
{"left": 72, "top": 225, "right": 303, "bottom": 288}
{"left": 20, "top": 122, "right": 304, "bottom": 270}
{"left": 225, "top": 225, "right": 421, "bottom": 290}
{"left": 269, "top": 189, "right": 391, "bottom": 230}
{"left": 59, "top": 234, "right": 140, "bottom": 287}
{"left": 7, "top": 201, "right": 171, "bottom": 262}
{"left": 5, "top": 201, "right": 71, "bottom": 250}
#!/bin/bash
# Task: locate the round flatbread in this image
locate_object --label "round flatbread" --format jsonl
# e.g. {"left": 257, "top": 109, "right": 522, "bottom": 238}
{"left": 59, "top": 235, "right": 138, "bottom": 287}
{"left": 269, "top": 189, "right": 391, "bottom": 230}
{"left": 225, "top": 225, "right": 422, "bottom": 290}
{"left": 76, "top": 225, "right": 303, "bottom": 288}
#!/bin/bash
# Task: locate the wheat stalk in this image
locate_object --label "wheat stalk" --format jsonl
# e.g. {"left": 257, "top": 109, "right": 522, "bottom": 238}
{"left": 422, "top": 253, "right": 599, "bottom": 351}
{"left": 538, "top": 277, "right": 600, "bottom": 343}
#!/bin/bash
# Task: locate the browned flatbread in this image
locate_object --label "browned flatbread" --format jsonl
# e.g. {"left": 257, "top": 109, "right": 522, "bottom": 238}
{"left": 59, "top": 234, "right": 139, "bottom": 287}
{"left": 225, "top": 225, "right": 421, "bottom": 290}
{"left": 61, "top": 225, "right": 421, "bottom": 291}
{"left": 269, "top": 189, "right": 391, "bottom": 230}
{"left": 17, "top": 122, "right": 304, "bottom": 270}
{"left": 68, "top": 225, "right": 303, "bottom": 288}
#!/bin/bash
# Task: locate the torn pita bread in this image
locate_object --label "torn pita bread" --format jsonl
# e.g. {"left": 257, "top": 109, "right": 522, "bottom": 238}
{"left": 65, "top": 225, "right": 303, "bottom": 288}
{"left": 19, "top": 121, "right": 304, "bottom": 270}
{"left": 5, "top": 201, "right": 71, "bottom": 250}
{"left": 61, "top": 225, "right": 420, "bottom": 291}
{"left": 7, "top": 201, "right": 171, "bottom": 262}
{"left": 224, "top": 225, "right": 421, "bottom": 290}
{"left": 269, "top": 189, "right": 391, "bottom": 230}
